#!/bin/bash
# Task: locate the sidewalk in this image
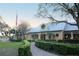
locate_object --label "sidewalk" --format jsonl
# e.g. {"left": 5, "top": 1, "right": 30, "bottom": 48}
{"left": 30, "top": 42, "right": 59, "bottom": 56}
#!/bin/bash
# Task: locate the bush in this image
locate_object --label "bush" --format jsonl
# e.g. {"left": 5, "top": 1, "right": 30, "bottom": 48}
{"left": 58, "top": 40, "right": 79, "bottom": 44}
{"left": 35, "top": 41, "right": 79, "bottom": 55}
{"left": 27, "top": 40, "right": 35, "bottom": 42}
{"left": 18, "top": 40, "right": 32, "bottom": 56}
{"left": 9, "top": 37, "right": 22, "bottom": 42}
{"left": 9, "top": 39, "right": 22, "bottom": 42}
{"left": 18, "top": 46, "right": 32, "bottom": 56}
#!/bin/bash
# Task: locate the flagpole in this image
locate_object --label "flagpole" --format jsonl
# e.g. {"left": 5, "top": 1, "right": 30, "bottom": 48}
{"left": 15, "top": 12, "right": 18, "bottom": 40}
{"left": 16, "top": 13, "right": 18, "bottom": 27}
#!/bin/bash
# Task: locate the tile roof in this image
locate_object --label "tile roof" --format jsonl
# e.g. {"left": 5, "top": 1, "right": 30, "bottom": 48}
{"left": 28, "top": 21, "right": 78, "bottom": 33}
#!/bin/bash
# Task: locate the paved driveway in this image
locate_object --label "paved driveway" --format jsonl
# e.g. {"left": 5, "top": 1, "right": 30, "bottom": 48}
{"left": 0, "top": 37, "right": 9, "bottom": 42}
{"left": 31, "top": 42, "right": 59, "bottom": 56}
{"left": 0, "top": 48, "right": 18, "bottom": 56}
{"left": 0, "top": 37, "right": 18, "bottom": 56}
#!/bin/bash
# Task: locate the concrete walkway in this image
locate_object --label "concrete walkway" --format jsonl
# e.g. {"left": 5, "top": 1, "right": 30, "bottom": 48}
{"left": 0, "top": 48, "right": 18, "bottom": 56}
{"left": 31, "top": 42, "right": 59, "bottom": 56}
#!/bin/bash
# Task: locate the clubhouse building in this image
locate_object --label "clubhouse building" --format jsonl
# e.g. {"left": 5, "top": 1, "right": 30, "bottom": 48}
{"left": 26, "top": 21, "right": 79, "bottom": 40}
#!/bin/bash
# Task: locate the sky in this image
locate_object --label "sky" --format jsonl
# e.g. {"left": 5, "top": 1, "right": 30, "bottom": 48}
{"left": 0, "top": 3, "right": 76, "bottom": 28}
{"left": 0, "top": 3, "right": 50, "bottom": 28}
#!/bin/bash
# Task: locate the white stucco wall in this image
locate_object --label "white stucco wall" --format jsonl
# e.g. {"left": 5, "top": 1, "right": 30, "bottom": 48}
{"left": 26, "top": 31, "right": 64, "bottom": 40}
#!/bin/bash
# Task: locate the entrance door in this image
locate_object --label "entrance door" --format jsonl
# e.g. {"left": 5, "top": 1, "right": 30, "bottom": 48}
{"left": 41, "top": 34, "right": 46, "bottom": 40}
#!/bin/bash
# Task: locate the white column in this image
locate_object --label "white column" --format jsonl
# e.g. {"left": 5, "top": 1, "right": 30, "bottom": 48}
{"left": 30, "top": 34, "right": 33, "bottom": 40}
{"left": 38, "top": 33, "right": 41, "bottom": 40}
{"left": 71, "top": 32, "right": 73, "bottom": 39}
{"left": 46, "top": 34, "right": 48, "bottom": 40}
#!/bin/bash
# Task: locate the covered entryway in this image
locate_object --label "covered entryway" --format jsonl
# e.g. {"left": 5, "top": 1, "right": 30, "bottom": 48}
{"left": 40, "top": 34, "right": 46, "bottom": 40}
{"left": 64, "top": 30, "right": 79, "bottom": 40}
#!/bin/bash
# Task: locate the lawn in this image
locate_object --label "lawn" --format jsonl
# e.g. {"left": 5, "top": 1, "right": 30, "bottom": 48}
{"left": 0, "top": 40, "right": 32, "bottom": 56}
{"left": 0, "top": 42, "right": 22, "bottom": 48}
{"left": 0, "top": 40, "right": 30, "bottom": 48}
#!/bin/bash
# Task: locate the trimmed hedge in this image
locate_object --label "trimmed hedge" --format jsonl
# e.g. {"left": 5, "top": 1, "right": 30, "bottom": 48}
{"left": 18, "top": 40, "right": 32, "bottom": 56}
{"left": 18, "top": 46, "right": 32, "bottom": 56}
{"left": 35, "top": 41, "right": 79, "bottom": 55}
{"left": 27, "top": 40, "right": 35, "bottom": 42}
{"left": 58, "top": 40, "right": 79, "bottom": 44}
{"left": 9, "top": 39, "right": 22, "bottom": 42}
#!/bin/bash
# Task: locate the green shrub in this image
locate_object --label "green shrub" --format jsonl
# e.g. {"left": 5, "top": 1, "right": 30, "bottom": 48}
{"left": 58, "top": 40, "right": 79, "bottom": 44}
{"left": 18, "top": 40, "right": 32, "bottom": 56}
{"left": 27, "top": 40, "right": 35, "bottom": 42}
{"left": 18, "top": 46, "right": 32, "bottom": 56}
{"left": 35, "top": 41, "right": 79, "bottom": 55}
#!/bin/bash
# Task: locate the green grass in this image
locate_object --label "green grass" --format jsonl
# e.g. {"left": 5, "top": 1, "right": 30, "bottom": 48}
{"left": 0, "top": 40, "right": 30, "bottom": 48}
{"left": 0, "top": 42, "right": 23, "bottom": 48}
{"left": 0, "top": 40, "right": 32, "bottom": 56}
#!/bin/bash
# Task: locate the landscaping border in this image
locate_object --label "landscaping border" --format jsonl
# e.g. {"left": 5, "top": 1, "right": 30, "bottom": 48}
{"left": 18, "top": 40, "right": 32, "bottom": 56}
{"left": 35, "top": 41, "right": 79, "bottom": 56}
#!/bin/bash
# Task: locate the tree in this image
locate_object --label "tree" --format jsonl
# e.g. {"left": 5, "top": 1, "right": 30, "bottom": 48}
{"left": 17, "top": 22, "right": 30, "bottom": 40}
{"left": 41, "top": 24, "right": 46, "bottom": 29}
{"left": 0, "top": 16, "right": 10, "bottom": 36}
{"left": 37, "top": 3, "right": 79, "bottom": 29}
{"left": 9, "top": 29, "right": 16, "bottom": 34}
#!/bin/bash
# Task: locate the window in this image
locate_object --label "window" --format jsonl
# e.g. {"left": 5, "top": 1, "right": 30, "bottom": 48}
{"left": 53, "top": 34, "right": 55, "bottom": 39}
{"left": 31, "top": 34, "right": 38, "bottom": 39}
{"left": 48, "top": 34, "right": 52, "bottom": 40}
{"left": 31, "top": 35, "right": 35, "bottom": 39}
{"left": 41, "top": 34, "right": 46, "bottom": 40}
{"left": 56, "top": 34, "right": 59, "bottom": 37}
{"left": 64, "top": 34, "right": 71, "bottom": 40}
{"left": 35, "top": 34, "right": 38, "bottom": 39}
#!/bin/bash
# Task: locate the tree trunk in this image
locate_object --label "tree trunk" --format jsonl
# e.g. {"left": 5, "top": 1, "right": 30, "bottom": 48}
{"left": 76, "top": 12, "right": 79, "bottom": 29}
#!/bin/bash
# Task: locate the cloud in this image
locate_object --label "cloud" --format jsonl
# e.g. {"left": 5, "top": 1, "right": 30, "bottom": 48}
{"left": 21, "top": 18, "right": 50, "bottom": 28}
{"left": 4, "top": 16, "right": 50, "bottom": 28}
